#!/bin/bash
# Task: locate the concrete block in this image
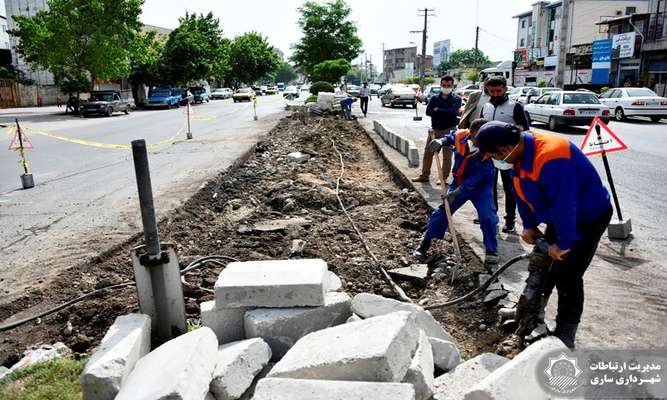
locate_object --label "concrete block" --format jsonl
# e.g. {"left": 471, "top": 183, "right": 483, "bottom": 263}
{"left": 210, "top": 338, "right": 272, "bottom": 400}
{"left": 408, "top": 145, "right": 420, "bottom": 167}
{"left": 483, "top": 290, "right": 507, "bottom": 304}
{"left": 268, "top": 311, "right": 419, "bottom": 382}
{"left": 326, "top": 271, "right": 342, "bottom": 292}
{"left": 607, "top": 218, "right": 632, "bottom": 239}
{"left": 215, "top": 259, "right": 328, "bottom": 308}
{"left": 253, "top": 378, "right": 417, "bottom": 400}
{"left": 200, "top": 301, "right": 249, "bottom": 345}
{"left": 80, "top": 313, "right": 151, "bottom": 400}
{"left": 429, "top": 337, "right": 461, "bottom": 372}
{"left": 244, "top": 292, "right": 352, "bottom": 360}
{"left": 373, "top": 120, "right": 381, "bottom": 133}
{"left": 388, "top": 264, "right": 428, "bottom": 282}
{"left": 351, "top": 293, "right": 455, "bottom": 343}
{"left": 462, "top": 337, "right": 567, "bottom": 400}
{"left": 402, "top": 137, "right": 410, "bottom": 155}
{"left": 346, "top": 314, "right": 362, "bottom": 323}
{"left": 402, "top": 330, "right": 434, "bottom": 400}
{"left": 433, "top": 353, "right": 509, "bottom": 400}
{"left": 116, "top": 327, "right": 218, "bottom": 400}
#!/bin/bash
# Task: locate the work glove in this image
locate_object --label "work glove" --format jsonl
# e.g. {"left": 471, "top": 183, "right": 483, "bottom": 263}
{"left": 440, "top": 187, "right": 461, "bottom": 204}
{"left": 427, "top": 138, "right": 444, "bottom": 153}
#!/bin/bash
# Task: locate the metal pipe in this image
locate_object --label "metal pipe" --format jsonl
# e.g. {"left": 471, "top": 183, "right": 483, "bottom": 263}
{"left": 131, "top": 139, "right": 161, "bottom": 259}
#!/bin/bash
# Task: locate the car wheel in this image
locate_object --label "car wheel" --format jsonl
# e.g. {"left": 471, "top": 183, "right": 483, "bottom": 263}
{"left": 106, "top": 108, "right": 113, "bottom": 117}
{"left": 525, "top": 112, "right": 532, "bottom": 126}
{"left": 614, "top": 107, "right": 625, "bottom": 121}
{"left": 124, "top": 108, "right": 130, "bottom": 115}
{"left": 175, "top": 102, "right": 180, "bottom": 108}
{"left": 650, "top": 116, "right": 662, "bottom": 123}
{"left": 548, "top": 117, "right": 559, "bottom": 131}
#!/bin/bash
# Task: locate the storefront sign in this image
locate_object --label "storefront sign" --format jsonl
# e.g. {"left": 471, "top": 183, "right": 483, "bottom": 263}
{"left": 592, "top": 39, "right": 612, "bottom": 84}
{"left": 613, "top": 32, "right": 636, "bottom": 59}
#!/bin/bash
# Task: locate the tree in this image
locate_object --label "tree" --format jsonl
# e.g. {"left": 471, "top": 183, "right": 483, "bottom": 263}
{"left": 10, "top": 0, "right": 144, "bottom": 94}
{"left": 443, "top": 49, "right": 492, "bottom": 70}
{"left": 129, "top": 30, "right": 165, "bottom": 88}
{"left": 229, "top": 32, "right": 280, "bottom": 87}
{"left": 311, "top": 58, "right": 350, "bottom": 83}
{"left": 161, "top": 12, "right": 227, "bottom": 85}
{"left": 344, "top": 66, "right": 363, "bottom": 83}
{"left": 464, "top": 69, "right": 480, "bottom": 82}
{"left": 275, "top": 62, "right": 298, "bottom": 83}
{"left": 291, "top": 0, "right": 362, "bottom": 75}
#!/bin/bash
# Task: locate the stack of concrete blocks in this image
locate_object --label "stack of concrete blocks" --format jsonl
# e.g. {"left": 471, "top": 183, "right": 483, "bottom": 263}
{"left": 373, "top": 120, "right": 420, "bottom": 167}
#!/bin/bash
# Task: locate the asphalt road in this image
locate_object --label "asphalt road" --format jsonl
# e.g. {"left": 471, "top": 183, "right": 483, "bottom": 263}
{"left": 0, "top": 95, "right": 287, "bottom": 300}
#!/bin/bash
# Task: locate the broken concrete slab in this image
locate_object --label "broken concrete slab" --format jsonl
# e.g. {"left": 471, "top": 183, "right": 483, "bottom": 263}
{"left": 268, "top": 311, "right": 419, "bottom": 382}
{"left": 288, "top": 151, "right": 311, "bottom": 162}
{"left": 326, "top": 271, "right": 342, "bottom": 292}
{"left": 351, "top": 293, "right": 455, "bottom": 343}
{"left": 210, "top": 338, "right": 272, "bottom": 400}
{"left": 244, "top": 292, "right": 352, "bottom": 360}
{"left": 462, "top": 337, "right": 567, "bottom": 400}
{"left": 215, "top": 259, "right": 328, "bottom": 308}
{"left": 433, "top": 353, "right": 509, "bottom": 400}
{"left": 477, "top": 274, "right": 491, "bottom": 287}
{"left": 429, "top": 337, "right": 461, "bottom": 372}
{"left": 116, "top": 327, "right": 218, "bottom": 400}
{"left": 0, "top": 366, "right": 9, "bottom": 381}
{"left": 200, "top": 300, "right": 248, "bottom": 345}
{"left": 388, "top": 264, "right": 429, "bottom": 282}
{"left": 80, "top": 313, "right": 151, "bottom": 400}
{"left": 239, "top": 217, "right": 311, "bottom": 234}
{"left": 402, "top": 330, "right": 434, "bottom": 400}
{"left": 346, "top": 314, "right": 362, "bottom": 323}
{"left": 5, "top": 342, "right": 71, "bottom": 376}
{"left": 254, "top": 378, "right": 416, "bottom": 400}
{"left": 408, "top": 145, "right": 420, "bottom": 167}
{"left": 483, "top": 290, "right": 508, "bottom": 304}
{"left": 289, "top": 239, "right": 306, "bottom": 257}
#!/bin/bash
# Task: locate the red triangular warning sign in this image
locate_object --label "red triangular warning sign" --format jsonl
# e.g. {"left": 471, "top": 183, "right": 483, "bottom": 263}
{"left": 8, "top": 126, "right": 34, "bottom": 150}
{"left": 580, "top": 117, "right": 627, "bottom": 156}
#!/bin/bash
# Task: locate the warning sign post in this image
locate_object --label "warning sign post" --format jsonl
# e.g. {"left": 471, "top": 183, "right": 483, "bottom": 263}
{"left": 10, "top": 119, "right": 35, "bottom": 189}
{"left": 581, "top": 117, "right": 631, "bottom": 239}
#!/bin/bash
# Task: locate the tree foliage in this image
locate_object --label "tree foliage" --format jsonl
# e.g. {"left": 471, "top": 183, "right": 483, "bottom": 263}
{"left": 311, "top": 58, "right": 350, "bottom": 83}
{"left": 275, "top": 62, "right": 298, "bottom": 83}
{"left": 442, "top": 49, "right": 492, "bottom": 70}
{"left": 309, "top": 81, "right": 335, "bottom": 95}
{"left": 229, "top": 32, "right": 280, "bottom": 87}
{"left": 291, "top": 0, "right": 362, "bottom": 75}
{"left": 10, "top": 0, "right": 143, "bottom": 93}
{"left": 128, "top": 30, "right": 165, "bottom": 87}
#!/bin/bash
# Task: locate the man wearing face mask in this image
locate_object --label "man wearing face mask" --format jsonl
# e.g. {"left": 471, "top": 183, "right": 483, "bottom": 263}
{"left": 412, "top": 76, "right": 462, "bottom": 183}
{"left": 481, "top": 76, "right": 529, "bottom": 234}
{"left": 414, "top": 118, "right": 499, "bottom": 264}
{"left": 475, "top": 121, "right": 613, "bottom": 348}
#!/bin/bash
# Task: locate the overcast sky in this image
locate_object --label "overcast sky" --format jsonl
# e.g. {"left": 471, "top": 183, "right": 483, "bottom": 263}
{"left": 141, "top": 0, "right": 539, "bottom": 71}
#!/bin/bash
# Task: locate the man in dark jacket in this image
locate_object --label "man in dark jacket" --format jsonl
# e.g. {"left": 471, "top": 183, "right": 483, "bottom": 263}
{"left": 412, "top": 76, "right": 462, "bottom": 184}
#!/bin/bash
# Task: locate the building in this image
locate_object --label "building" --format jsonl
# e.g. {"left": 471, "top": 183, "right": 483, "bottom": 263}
{"left": 643, "top": 0, "right": 667, "bottom": 95}
{"left": 5, "top": 0, "right": 53, "bottom": 85}
{"left": 433, "top": 39, "right": 451, "bottom": 70}
{"left": 0, "top": 0, "right": 9, "bottom": 50}
{"left": 512, "top": 0, "right": 649, "bottom": 87}
{"left": 383, "top": 46, "right": 417, "bottom": 81}
{"left": 142, "top": 23, "right": 172, "bottom": 40}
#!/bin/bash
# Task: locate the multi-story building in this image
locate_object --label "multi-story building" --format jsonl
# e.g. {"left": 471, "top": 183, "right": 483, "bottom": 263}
{"left": 0, "top": 0, "right": 10, "bottom": 51}
{"left": 643, "top": 0, "right": 667, "bottom": 95}
{"left": 383, "top": 46, "right": 417, "bottom": 81}
{"left": 5, "top": 0, "right": 53, "bottom": 85}
{"left": 512, "top": 0, "right": 649, "bottom": 87}
{"left": 433, "top": 39, "right": 451, "bottom": 70}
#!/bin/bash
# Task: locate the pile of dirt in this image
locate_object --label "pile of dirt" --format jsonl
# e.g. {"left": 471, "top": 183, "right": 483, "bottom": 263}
{"left": 0, "top": 116, "right": 505, "bottom": 366}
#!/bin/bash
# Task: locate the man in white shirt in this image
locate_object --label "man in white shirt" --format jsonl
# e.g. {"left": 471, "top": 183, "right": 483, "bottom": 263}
{"left": 359, "top": 81, "right": 371, "bottom": 117}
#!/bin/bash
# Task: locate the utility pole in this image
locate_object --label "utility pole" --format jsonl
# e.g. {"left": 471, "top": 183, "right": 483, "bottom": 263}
{"left": 555, "top": 0, "right": 571, "bottom": 88}
{"left": 474, "top": 26, "right": 480, "bottom": 68}
{"left": 413, "top": 8, "right": 435, "bottom": 84}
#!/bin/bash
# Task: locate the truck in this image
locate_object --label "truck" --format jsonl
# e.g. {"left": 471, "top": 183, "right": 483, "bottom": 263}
{"left": 79, "top": 91, "right": 134, "bottom": 117}
{"left": 144, "top": 87, "right": 181, "bottom": 109}
{"left": 479, "top": 61, "right": 515, "bottom": 84}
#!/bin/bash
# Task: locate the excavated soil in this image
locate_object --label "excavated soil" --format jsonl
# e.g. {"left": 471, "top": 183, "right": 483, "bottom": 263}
{"left": 0, "top": 116, "right": 505, "bottom": 367}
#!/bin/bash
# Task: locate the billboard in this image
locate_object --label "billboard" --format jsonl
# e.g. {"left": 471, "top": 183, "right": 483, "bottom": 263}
{"left": 612, "top": 32, "right": 636, "bottom": 59}
{"left": 433, "top": 40, "right": 451, "bottom": 69}
{"left": 592, "top": 39, "right": 612, "bottom": 84}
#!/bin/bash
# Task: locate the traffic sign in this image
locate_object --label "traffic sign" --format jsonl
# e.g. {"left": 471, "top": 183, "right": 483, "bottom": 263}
{"left": 8, "top": 126, "right": 33, "bottom": 150}
{"left": 580, "top": 117, "right": 627, "bottom": 156}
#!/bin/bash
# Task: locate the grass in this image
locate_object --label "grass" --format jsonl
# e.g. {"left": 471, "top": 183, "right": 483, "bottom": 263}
{"left": 0, "top": 356, "right": 87, "bottom": 400}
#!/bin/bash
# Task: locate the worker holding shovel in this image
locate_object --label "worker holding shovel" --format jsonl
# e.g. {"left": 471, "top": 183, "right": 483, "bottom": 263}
{"left": 414, "top": 118, "right": 499, "bottom": 265}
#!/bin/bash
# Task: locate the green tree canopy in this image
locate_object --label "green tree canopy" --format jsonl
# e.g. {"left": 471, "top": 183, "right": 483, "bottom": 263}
{"left": 128, "top": 30, "right": 165, "bottom": 88}
{"left": 311, "top": 58, "right": 350, "bottom": 83}
{"left": 275, "top": 62, "right": 298, "bottom": 83}
{"left": 291, "top": 0, "right": 362, "bottom": 75}
{"left": 229, "top": 32, "right": 280, "bottom": 87}
{"left": 161, "top": 12, "right": 226, "bottom": 85}
{"left": 443, "top": 49, "right": 492, "bottom": 70}
{"left": 9, "top": 0, "right": 144, "bottom": 93}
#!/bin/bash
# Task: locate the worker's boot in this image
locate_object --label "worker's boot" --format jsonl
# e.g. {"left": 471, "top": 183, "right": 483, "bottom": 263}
{"left": 413, "top": 237, "right": 431, "bottom": 261}
{"left": 502, "top": 218, "right": 516, "bottom": 233}
{"left": 484, "top": 251, "right": 499, "bottom": 265}
{"left": 411, "top": 175, "right": 429, "bottom": 183}
{"left": 525, "top": 294, "right": 551, "bottom": 343}
{"left": 553, "top": 322, "right": 579, "bottom": 349}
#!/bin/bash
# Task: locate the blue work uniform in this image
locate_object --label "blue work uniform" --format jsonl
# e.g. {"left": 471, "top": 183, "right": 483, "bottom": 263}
{"left": 423, "top": 130, "right": 499, "bottom": 252}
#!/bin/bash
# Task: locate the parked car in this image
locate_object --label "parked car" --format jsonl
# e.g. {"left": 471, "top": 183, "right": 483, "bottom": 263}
{"left": 252, "top": 86, "right": 263, "bottom": 96}
{"left": 178, "top": 89, "right": 194, "bottom": 106}
{"left": 211, "top": 88, "right": 232, "bottom": 100}
{"left": 380, "top": 86, "right": 417, "bottom": 108}
{"left": 145, "top": 87, "right": 181, "bottom": 109}
{"left": 283, "top": 85, "right": 299, "bottom": 99}
{"left": 370, "top": 84, "right": 382, "bottom": 95}
{"left": 521, "top": 87, "right": 562, "bottom": 104}
{"left": 598, "top": 87, "right": 667, "bottom": 122}
{"left": 377, "top": 85, "right": 392, "bottom": 98}
{"left": 347, "top": 84, "right": 360, "bottom": 97}
{"left": 524, "top": 91, "right": 610, "bottom": 130}
{"left": 417, "top": 85, "right": 441, "bottom": 104}
{"left": 80, "top": 91, "right": 133, "bottom": 117}
{"left": 233, "top": 88, "right": 256, "bottom": 102}
{"left": 277, "top": 82, "right": 286, "bottom": 91}
{"left": 508, "top": 86, "right": 533, "bottom": 102}
{"left": 455, "top": 84, "right": 480, "bottom": 96}
{"left": 265, "top": 86, "right": 279, "bottom": 95}
{"left": 189, "top": 87, "right": 210, "bottom": 104}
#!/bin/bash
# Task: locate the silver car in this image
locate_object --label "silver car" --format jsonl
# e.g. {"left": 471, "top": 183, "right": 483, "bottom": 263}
{"left": 524, "top": 91, "right": 611, "bottom": 130}
{"left": 380, "top": 86, "right": 417, "bottom": 108}
{"left": 598, "top": 87, "right": 667, "bottom": 122}
{"left": 521, "top": 87, "right": 562, "bottom": 104}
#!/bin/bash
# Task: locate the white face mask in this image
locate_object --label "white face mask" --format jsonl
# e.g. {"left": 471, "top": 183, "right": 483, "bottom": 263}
{"left": 441, "top": 88, "right": 453, "bottom": 95}
{"left": 492, "top": 142, "right": 519, "bottom": 170}
{"left": 468, "top": 141, "right": 478, "bottom": 152}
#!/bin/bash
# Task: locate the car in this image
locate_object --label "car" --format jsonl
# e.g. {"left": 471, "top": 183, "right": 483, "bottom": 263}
{"left": 178, "top": 89, "right": 194, "bottom": 106}
{"left": 252, "top": 86, "right": 263, "bottom": 96}
{"left": 145, "top": 87, "right": 181, "bottom": 109}
{"left": 598, "top": 87, "right": 667, "bottom": 122}
{"left": 347, "top": 84, "right": 360, "bottom": 97}
{"left": 521, "top": 87, "right": 562, "bottom": 104}
{"left": 418, "top": 85, "right": 441, "bottom": 104}
{"left": 380, "top": 86, "right": 417, "bottom": 108}
{"left": 370, "top": 84, "right": 382, "bottom": 95}
{"left": 455, "top": 84, "right": 480, "bottom": 96}
{"left": 524, "top": 91, "right": 611, "bottom": 130}
{"left": 260, "top": 85, "right": 269, "bottom": 94}
{"left": 265, "top": 86, "right": 279, "bottom": 95}
{"left": 80, "top": 91, "right": 133, "bottom": 117}
{"left": 189, "top": 87, "right": 210, "bottom": 104}
{"left": 508, "top": 86, "right": 534, "bottom": 102}
{"left": 283, "top": 85, "right": 299, "bottom": 100}
{"left": 458, "top": 89, "right": 481, "bottom": 101}
{"left": 277, "top": 82, "right": 285, "bottom": 91}
{"left": 211, "top": 88, "right": 232, "bottom": 100}
{"left": 377, "top": 85, "right": 392, "bottom": 98}
{"left": 233, "top": 88, "right": 256, "bottom": 102}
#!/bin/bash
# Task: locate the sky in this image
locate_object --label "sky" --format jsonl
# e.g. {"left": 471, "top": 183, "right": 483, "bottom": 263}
{"left": 141, "top": 0, "right": 540, "bottom": 71}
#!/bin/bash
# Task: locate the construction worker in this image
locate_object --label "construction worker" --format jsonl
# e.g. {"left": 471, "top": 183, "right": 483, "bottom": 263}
{"left": 414, "top": 118, "right": 499, "bottom": 265}
{"left": 475, "top": 121, "right": 613, "bottom": 348}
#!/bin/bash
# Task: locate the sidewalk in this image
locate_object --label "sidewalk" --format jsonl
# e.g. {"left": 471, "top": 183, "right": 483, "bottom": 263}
{"left": 358, "top": 114, "right": 667, "bottom": 349}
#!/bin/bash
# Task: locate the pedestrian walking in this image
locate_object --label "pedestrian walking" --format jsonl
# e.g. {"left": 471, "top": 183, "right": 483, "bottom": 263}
{"left": 359, "top": 81, "right": 371, "bottom": 117}
{"left": 412, "top": 76, "right": 461, "bottom": 184}
{"left": 56, "top": 96, "right": 62, "bottom": 108}
{"left": 340, "top": 80, "right": 348, "bottom": 94}
{"left": 414, "top": 118, "right": 499, "bottom": 264}
{"left": 481, "top": 76, "right": 530, "bottom": 233}
{"left": 458, "top": 78, "right": 490, "bottom": 129}
{"left": 476, "top": 121, "right": 613, "bottom": 348}
{"left": 340, "top": 95, "right": 357, "bottom": 120}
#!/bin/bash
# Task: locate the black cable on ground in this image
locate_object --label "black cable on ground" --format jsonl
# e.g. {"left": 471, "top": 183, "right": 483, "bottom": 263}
{"left": 0, "top": 255, "right": 239, "bottom": 332}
